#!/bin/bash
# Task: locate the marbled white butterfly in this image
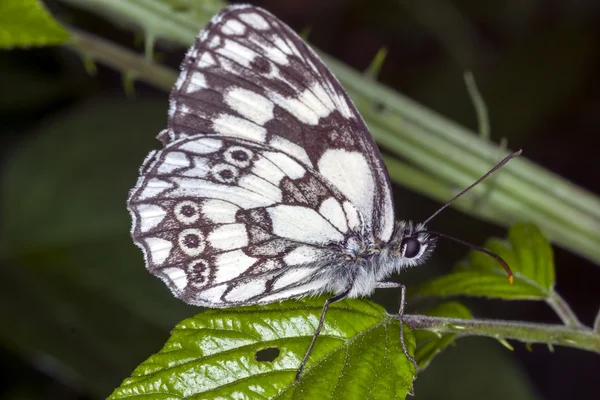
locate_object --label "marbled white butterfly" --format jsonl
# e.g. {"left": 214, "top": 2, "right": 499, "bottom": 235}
{"left": 127, "top": 4, "right": 516, "bottom": 380}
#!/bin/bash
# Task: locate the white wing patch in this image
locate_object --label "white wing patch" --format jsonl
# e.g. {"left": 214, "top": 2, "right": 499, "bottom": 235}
{"left": 162, "top": 267, "right": 188, "bottom": 290}
{"left": 262, "top": 152, "right": 305, "bottom": 179}
{"left": 319, "top": 197, "right": 348, "bottom": 233}
{"left": 268, "top": 205, "right": 345, "bottom": 244}
{"left": 170, "top": 177, "right": 278, "bottom": 209}
{"left": 221, "top": 18, "right": 246, "bottom": 35}
{"left": 138, "top": 204, "right": 166, "bottom": 232}
{"left": 214, "top": 250, "right": 257, "bottom": 284}
{"left": 283, "top": 245, "right": 328, "bottom": 265}
{"left": 144, "top": 237, "right": 172, "bottom": 265}
{"left": 223, "top": 87, "right": 275, "bottom": 125}
{"left": 318, "top": 149, "right": 375, "bottom": 230}
{"left": 238, "top": 11, "right": 270, "bottom": 30}
{"left": 202, "top": 199, "right": 239, "bottom": 223}
{"left": 187, "top": 71, "right": 207, "bottom": 93}
{"left": 225, "top": 279, "right": 267, "bottom": 302}
{"left": 269, "top": 135, "right": 313, "bottom": 167}
{"left": 208, "top": 223, "right": 249, "bottom": 251}
{"left": 212, "top": 114, "right": 267, "bottom": 142}
{"left": 272, "top": 267, "right": 318, "bottom": 291}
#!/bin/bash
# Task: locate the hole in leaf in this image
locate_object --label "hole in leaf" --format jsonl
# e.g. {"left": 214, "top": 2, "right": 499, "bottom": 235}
{"left": 255, "top": 347, "right": 280, "bottom": 362}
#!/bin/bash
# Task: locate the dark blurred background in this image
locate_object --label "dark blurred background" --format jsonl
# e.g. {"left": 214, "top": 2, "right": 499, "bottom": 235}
{"left": 1, "top": 0, "right": 599, "bottom": 399}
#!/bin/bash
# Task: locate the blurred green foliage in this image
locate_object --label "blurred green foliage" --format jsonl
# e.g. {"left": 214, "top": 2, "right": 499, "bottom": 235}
{"left": 1, "top": 0, "right": 599, "bottom": 399}
{"left": 0, "top": 0, "right": 69, "bottom": 48}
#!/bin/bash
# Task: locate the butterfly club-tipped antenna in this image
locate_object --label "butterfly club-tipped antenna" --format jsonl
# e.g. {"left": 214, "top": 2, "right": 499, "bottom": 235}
{"left": 419, "top": 149, "right": 522, "bottom": 283}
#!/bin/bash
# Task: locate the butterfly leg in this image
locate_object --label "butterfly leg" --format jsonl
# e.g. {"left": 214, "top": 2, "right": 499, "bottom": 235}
{"left": 295, "top": 289, "right": 351, "bottom": 381}
{"left": 375, "top": 282, "right": 419, "bottom": 376}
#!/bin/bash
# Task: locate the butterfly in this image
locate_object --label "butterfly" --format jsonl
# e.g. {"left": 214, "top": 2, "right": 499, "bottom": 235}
{"left": 127, "top": 3, "right": 515, "bottom": 381}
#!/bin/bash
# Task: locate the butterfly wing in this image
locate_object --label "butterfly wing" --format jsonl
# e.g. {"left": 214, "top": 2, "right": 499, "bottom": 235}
{"left": 164, "top": 4, "right": 395, "bottom": 243}
{"left": 128, "top": 135, "right": 364, "bottom": 306}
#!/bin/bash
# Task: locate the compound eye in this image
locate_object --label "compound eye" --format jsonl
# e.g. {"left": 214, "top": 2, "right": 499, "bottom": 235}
{"left": 401, "top": 237, "right": 421, "bottom": 259}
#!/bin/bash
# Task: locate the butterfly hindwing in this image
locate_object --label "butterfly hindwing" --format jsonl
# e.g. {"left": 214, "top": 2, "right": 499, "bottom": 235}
{"left": 165, "top": 4, "right": 395, "bottom": 243}
{"left": 128, "top": 135, "right": 364, "bottom": 306}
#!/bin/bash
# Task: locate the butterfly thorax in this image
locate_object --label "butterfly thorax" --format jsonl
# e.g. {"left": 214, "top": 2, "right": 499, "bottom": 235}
{"left": 320, "top": 221, "right": 435, "bottom": 298}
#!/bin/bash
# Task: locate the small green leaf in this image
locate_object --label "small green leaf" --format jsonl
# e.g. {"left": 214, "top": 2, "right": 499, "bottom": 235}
{"left": 415, "top": 223, "right": 555, "bottom": 300}
{"left": 414, "top": 302, "right": 472, "bottom": 370}
{"left": 109, "top": 298, "right": 416, "bottom": 400}
{"left": 0, "top": 0, "right": 69, "bottom": 48}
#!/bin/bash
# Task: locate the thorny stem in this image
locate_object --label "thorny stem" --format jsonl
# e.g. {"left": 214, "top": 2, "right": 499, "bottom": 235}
{"left": 546, "top": 291, "right": 585, "bottom": 328}
{"left": 68, "top": 28, "right": 176, "bottom": 91}
{"left": 401, "top": 314, "right": 600, "bottom": 354}
{"left": 594, "top": 309, "right": 600, "bottom": 335}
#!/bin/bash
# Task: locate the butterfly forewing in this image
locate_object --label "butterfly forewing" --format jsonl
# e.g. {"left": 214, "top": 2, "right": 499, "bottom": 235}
{"left": 165, "top": 4, "right": 395, "bottom": 243}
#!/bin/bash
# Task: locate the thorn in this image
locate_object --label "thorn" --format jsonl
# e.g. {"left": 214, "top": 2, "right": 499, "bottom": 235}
{"left": 133, "top": 31, "right": 144, "bottom": 49}
{"left": 547, "top": 343, "right": 555, "bottom": 353}
{"left": 496, "top": 337, "right": 514, "bottom": 351}
{"left": 525, "top": 343, "right": 533, "bottom": 352}
{"left": 122, "top": 70, "right": 138, "bottom": 97}
{"left": 364, "top": 47, "right": 388, "bottom": 80}
{"left": 300, "top": 26, "right": 312, "bottom": 41}
{"left": 144, "top": 32, "right": 156, "bottom": 62}
{"left": 463, "top": 70, "right": 490, "bottom": 140}
{"left": 82, "top": 55, "right": 97, "bottom": 76}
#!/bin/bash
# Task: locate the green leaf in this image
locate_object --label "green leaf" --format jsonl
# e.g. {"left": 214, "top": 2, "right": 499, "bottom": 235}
{"left": 0, "top": 0, "right": 69, "bottom": 48}
{"left": 109, "top": 298, "right": 416, "bottom": 400}
{"left": 0, "top": 98, "right": 166, "bottom": 251}
{"left": 414, "top": 302, "right": 472, "bottom": 370}
{"left": 414, "top": 223, "right": 555, "bottom": 300}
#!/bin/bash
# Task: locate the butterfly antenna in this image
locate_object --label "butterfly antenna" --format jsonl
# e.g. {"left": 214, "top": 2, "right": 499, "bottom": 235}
{"left": 421, "top": 230, "right": 514, "bottom": 284}
{"left": 419, "top": 150, "right": 521, "bottom": 284}
{"left": 422, "top": 150, "right": 522, "bottom": 227}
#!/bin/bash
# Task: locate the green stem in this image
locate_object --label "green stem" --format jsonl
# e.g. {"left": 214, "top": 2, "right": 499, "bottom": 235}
{"left": 546, "top": 291, "right": 584, "bottom": 328}
{"left": 68, "top": 28, "right": 176, "bottom": 91}
{"left": 402, "top": 314, "right": 600, "bottom": 354}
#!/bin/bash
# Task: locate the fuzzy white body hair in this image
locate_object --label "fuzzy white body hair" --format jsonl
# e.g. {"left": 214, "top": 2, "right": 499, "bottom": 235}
{"left": 285, "top": 220, "right": 434, "bottom": 299}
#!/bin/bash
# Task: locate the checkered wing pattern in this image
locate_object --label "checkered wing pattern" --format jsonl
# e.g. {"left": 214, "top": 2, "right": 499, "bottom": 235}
{"left": 128, "top": 5, "right": 396, "bottom": 306}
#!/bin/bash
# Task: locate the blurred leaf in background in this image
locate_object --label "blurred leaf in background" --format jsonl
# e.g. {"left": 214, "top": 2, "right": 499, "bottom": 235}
{"left": 0, "top": 0, "right": 69, "bottom": 48}
{"left": 0, "top": 98, "right": 197, "bottom": 396}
